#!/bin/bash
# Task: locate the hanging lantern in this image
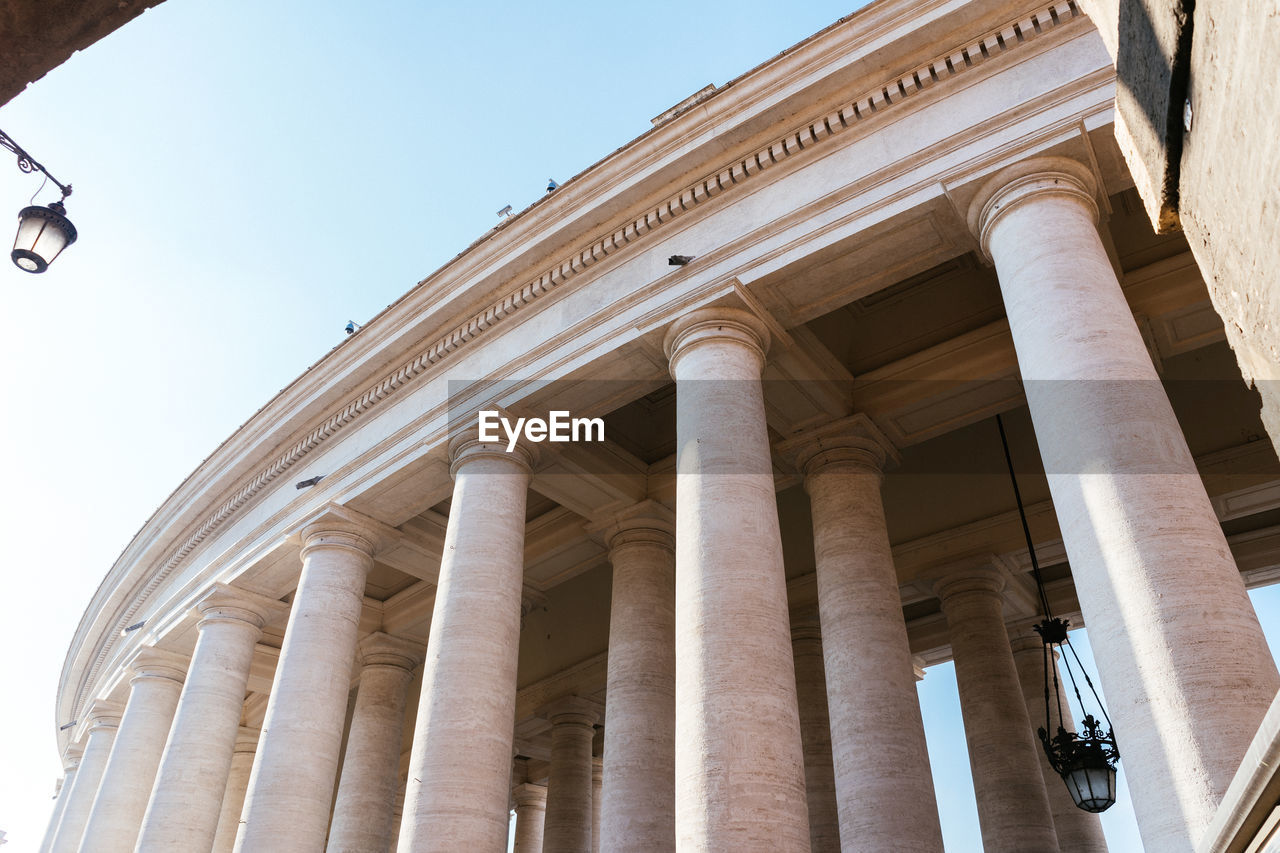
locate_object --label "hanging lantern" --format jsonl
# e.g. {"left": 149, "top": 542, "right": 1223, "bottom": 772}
{"left": 1048, "top": 714, "right": 1119, "bottom": 812}
{"left": 12, "top": 200, "right": 77, "bottom": 273}
{"left": 1032, "top": 616, "right": 1120, "bottom": 813}
{"left": 997, "top": 414, "right": 1121, "bottom": 813}
{"left": 1, "top": 127, "right": 76, "bottom": 274}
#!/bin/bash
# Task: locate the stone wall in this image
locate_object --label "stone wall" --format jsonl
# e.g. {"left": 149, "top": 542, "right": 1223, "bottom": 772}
{"left": 1080, "top": 0, "right": 1280, "bottom": 455}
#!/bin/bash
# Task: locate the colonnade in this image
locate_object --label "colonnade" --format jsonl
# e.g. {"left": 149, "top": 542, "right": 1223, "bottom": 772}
{"left": 40, "top": 156, "right": 1278, "bottom": 852}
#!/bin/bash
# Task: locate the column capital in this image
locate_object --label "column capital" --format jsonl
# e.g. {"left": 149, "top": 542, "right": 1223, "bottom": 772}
{"left": 790, "top": 617, "right": 822, "bottom": 644}
{"left": 299, "top": 503, "right": 399, "bottom": 559}
{"left": 912, "top": 655, "right": 928, "bottom": 683}
{"left": 966, "top": 156, "right": 1099, "bottom": 260}
{"left": 538, "top": 695, "right": 601, "bottom": 729}
{"left": 662, "top": 306, "right": 772, "bottom": 375}
{"left": 448, "top": 414, "right": 538, "bottom": 478}
{"left": 61, "top": 744, "right": 84, "bottom": 772}
{"left": 357, "top": 631, "right": 426, "bottom": 671}
{"left": 512, "top": 782, "right": 548, "bottom": 809}
{"left": 80, "top": 699, "right": 123, "bottom": 735}
{"left": 235, "top": 726, "right": 261, "bottom": 754}
{"left": 1007, "top": 617, "right": 1067, "bottom": 656}
{"left": 195, "top": 582, "right": 289, "bottom": 631}
{"left": 775, "top": 413, "right": 899, "bottom": 481}
{"left": 128, "top": 647, "right": 189, "bottom": 685}
{"left": 926, "top": 555, "right": 1009, "bottom": 604}
{"left": 589, "top": 499, "right": 675, "bottom": 552}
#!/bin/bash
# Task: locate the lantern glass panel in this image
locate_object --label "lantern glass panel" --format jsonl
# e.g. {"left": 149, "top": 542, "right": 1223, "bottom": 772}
{"left": 1062, "top": 764, "right": 1117, "bottom": 813}
{"left": 11, "top": 205, "right": 76, "bottom": 273}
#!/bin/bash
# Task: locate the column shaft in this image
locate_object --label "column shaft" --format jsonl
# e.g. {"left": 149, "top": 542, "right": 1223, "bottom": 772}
{"left": 664, "top": 307, "right": 810, "bottom": 849}
{"left": 791, "top": 620, "right": 839, "bottom": 853}
{"left": 39, "top": 752, "right": 81, "bottom": 853}
{"left": 973, "top": 157, "right": 1280, "bottom": 851}
{"left": 1011, "top": 633, "right": 1109, "bottom": 853}
{"left": 49, "top": 708, "right": 120, "bottom": 853}
{"left": 784, "top": 420, "right": 944, "bottom": 851}
{"left": 512, "top": 784, "right": 547, "bottom": 853}
{"left": 591, "top": 757, "right": 602, "bottom": 853}
{"left": 543, "top": 707, "right": 597, "bottom": 853}
{"left": 327, "top": 634, "right": 421, "bottom": 853}
{"left": 136, "top": 586, "right": 281, "bottom": 852}
{"left": 937, "top": 570, "right": 1059, "bottom": 853}
{"left": 598, "top": 508, "right": 675, "bottom": 852}
{"left": 235, "top": 517, "right": 379, "bottom": 851}
{"left": 78, "top": 652, "right": 186, "bottom": 853}
{"left": 211, "top": 728, "right": 259, "bottom": 853}
{"left": 397, "top": 437, "right": 533, "bottom": 851}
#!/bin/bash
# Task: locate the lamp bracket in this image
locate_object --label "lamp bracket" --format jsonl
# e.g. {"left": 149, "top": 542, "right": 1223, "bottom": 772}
{"left": 0, "top": 127, "right": 72, "bottom": 200}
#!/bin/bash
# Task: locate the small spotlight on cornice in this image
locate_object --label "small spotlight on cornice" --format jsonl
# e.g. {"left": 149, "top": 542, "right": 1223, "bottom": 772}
{"left": 58, "top": 720, "right": 78, "bottom": 731}
{"left": 296, "top": 475, "right": 324, "bottom": 490}
{"left": 120, "top": 620, "right": 146, "bottom": 637}
{"left": 497, "top": 205, "right": 513, "bottom": 218}
{"left": 668, "top": 255, "right": 695, "bottom": 266}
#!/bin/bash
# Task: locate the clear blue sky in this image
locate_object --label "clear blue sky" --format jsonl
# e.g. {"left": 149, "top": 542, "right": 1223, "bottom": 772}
{"left": 1, "top": 1, "right": 1274, "bottom": 850}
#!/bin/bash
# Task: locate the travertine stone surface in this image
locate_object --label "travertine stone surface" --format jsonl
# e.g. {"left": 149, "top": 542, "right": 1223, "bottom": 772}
{"left": 235, "top": 513, "right": 384, "bottom": 851}
{"left": 543, "top": 700, "right": 599, "bottom": 853}
{"left": 790, "top": 617, "right": 839, "bottom": 853}
{"left": 327, "top": 633, "right": 424, "bottom": 853}
{"left": 39, "top": 748, "right": 82, "bottom": 853}
{"left": 387, "top": 786, "right": 406, "bottom": 852}
{"left": 971, "top": 156, "right": 1280, "bottom": 852}
{"left": 663, "top": 307, "right": 810, "bottom": 850}
{"left": 137, "top": 585, "right": 284, "bottom": 852}
{"left": 512, "top": 783, "right": 548, "bottom": 853}
{"left": 77, "top": 649, "right": 186, "bottom": 853}
{"left": 781, "top": 416, "right": 943, "bottom": 852}
{"left": 211, "top": 727, "right": 260, "bottom": 853}
{"left": 48, "top": 702, "right": 121, "bottom": 853}
{"left": 935, "top": 566, "right": 1059, "bottom": 853}
{"left": 597, "top": 502, "right": 676, "bottom": 853}
{"left": 397, "top": 434, "right": 534, "bottom": 852}
{"left": 1010, "top": 626, "right": 1110, "bottom": 853}
{"left": 591, "top": 756, "right": 603, "bottom": 853}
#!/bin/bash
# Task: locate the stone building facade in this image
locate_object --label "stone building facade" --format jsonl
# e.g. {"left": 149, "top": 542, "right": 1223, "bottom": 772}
{"left": 40, "top": 1, "right": 1280, "bottom": 851}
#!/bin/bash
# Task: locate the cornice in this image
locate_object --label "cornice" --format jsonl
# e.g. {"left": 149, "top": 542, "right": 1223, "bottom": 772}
{"left": 61, "top": 0, "right": 1090, "bottom": 729}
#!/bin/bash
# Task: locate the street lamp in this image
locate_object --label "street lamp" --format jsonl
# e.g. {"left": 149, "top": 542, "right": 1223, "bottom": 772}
{"left": 996, "top": 413, "right": 1121, "bottom": 813}
{"left": 1, "top": 127, "right": 76, "bottom": 273}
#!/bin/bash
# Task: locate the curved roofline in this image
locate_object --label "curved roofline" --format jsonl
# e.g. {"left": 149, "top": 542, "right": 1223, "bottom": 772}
{"left": 58, "top": 0, "right": 1069, "bottom": 742}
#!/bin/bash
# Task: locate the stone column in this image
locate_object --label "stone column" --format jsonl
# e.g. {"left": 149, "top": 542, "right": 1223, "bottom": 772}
{"left": 777, "top": 415, "right": 943, "bottom": 851}
{"left": 595, "top": 501, "right": 675, "bottom": 852}
{"left": 78, "top": 649, "right": 187, "bottom": 853}
{"left": 48, "top": 702, "right": 121, "bottom": 853}
{"left": 790, "top": 615, "right": 839, "bottom": 853}
{"left": 591, "top": 756, "right": 602, "bottom": 853}
{"left": 235, "top": 508, "right": 390, "bottom": 851}
{"left": 969, "top": 156, "right": 1280, "bottom": 851}
{"left": 211, "top": 727, "right": 259, "bottom": 853}
{"left": 1010, "top": 625, "right": 1110, "bottom": 853}
{"left": 38, "top": 747, "right": 82, "bottom": 853}
{"left": 387, "top": 784, "right": 406, "bottom": 852}
{"left": 327, "top": 633, "right": 424, "bottom": 853}
{"left": 663, "top": 306, "right": 811, "bottom": 849}
{"left": 136, "top": 585, "right": 284, "bottom": 852}
{"left": 935, "top": 564, "right": 1059, "bottom": 853}
{"left": 542, "top": 699, "right": 599, "bottom": 853}
{"left": 397, "top": 432, "right": 535, "bottom": 851}
{"left": 511, "top": 783, "right": 547, "bottom": 853}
